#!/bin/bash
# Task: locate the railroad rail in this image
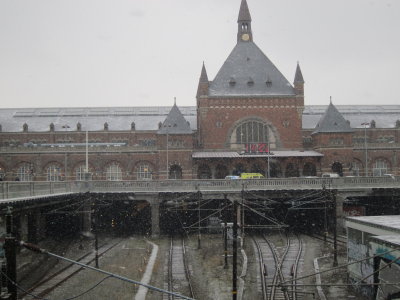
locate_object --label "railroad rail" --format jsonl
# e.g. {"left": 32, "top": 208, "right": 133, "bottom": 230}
{"left": 1, "top": 176, "right": 399, "bottom": 201}
{"left": 165, "top": 236, "right": 195, "bottom": 300}
{"left": 253, "top": 234, "right": 304, "bottom": 300}
{"left": 21, "top": 239, "right": 122, "bottom": 299}
{"left": 308, "top": 232, "right": 347, "bottom": 246}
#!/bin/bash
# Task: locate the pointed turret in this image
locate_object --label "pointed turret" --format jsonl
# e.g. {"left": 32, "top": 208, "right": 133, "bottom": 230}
{"left": 237, "top": 0, "right": 253, "bottom": 43}
{"left": 294, "top": 62, "right": 304, "bottom": 96}
{"left": 196, "top": 62, "right": 209, "bottom": 97}
{"left": 312, "top": 100, "right": 353, "bottom": 135}
{"left": 158, "top": 102, "right": 192, "bottom": 135}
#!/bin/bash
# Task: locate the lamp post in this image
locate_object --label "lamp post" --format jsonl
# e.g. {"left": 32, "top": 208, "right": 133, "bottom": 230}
{"left": 267, "top": 139, "right": 270, "bottom": 178}
{"left": 361, "top": 122, "right": 369, "bottom": 176}
{"left": 165, "top": 124, "right": 172, "bottom": 179}
{"left": 62, "top": 125, "right": 70, "bottom": 180}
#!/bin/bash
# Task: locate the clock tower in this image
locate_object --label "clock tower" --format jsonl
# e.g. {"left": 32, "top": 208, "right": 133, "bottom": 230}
{"left": 237, "top": 0, "right": 252, "bottom": 42}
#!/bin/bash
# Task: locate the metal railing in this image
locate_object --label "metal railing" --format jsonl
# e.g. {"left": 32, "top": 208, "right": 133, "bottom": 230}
{"left": 0, "top": 176, "right": 398, "bottom": 202}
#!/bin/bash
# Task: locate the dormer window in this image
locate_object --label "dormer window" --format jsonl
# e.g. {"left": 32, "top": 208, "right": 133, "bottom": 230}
{"left": 266, "top": 77, "right": 272, "bottom": 87}
{"left": 247, "top": 77, "right": 254, "bottom": 86}
{"left": 229, "top": 77, "right": 236, "bottom": 87}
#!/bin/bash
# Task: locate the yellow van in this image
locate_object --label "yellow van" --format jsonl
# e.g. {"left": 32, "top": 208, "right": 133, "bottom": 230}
{"left": 240, "top": 173, "right": 265, "bottom": 179}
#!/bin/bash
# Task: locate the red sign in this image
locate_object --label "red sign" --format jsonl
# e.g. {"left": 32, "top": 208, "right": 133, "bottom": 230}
{"left": 245, "top": 143, "right": 269, "bottom": 154}
{"left": 343, "top": 206, "right": 366, "bottom": 217}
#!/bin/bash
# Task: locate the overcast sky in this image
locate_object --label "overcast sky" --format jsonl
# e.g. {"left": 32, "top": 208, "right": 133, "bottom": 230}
{"left": 0, "top": 0, "right": 399, "bottom": 109}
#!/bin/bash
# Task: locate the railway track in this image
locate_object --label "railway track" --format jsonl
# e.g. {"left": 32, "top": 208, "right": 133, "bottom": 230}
{"left": 253, "top": 233, "right": 303, "bottom": 300}
{"left": 21, "top": 238, "right": 122, "bottom": 299}
{"left": 164, "top": 236, "right": 195, "bottom": 300}
{"left": 309, "top": 232, "right": 347, "bottom": 246}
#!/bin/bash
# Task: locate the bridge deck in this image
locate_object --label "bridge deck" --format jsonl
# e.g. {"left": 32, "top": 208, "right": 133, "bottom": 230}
{"left": 0, "top": 177, "right": 398, "bottom": 203}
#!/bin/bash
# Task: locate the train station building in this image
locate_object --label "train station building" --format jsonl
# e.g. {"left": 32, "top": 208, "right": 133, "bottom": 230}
{"left": 0, "top": 0, "right": 399, "bottom": 181}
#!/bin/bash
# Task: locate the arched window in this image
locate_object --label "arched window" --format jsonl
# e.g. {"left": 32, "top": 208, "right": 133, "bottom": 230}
{"left": 47, "top": 164, "right": 61, "bottom": 181}
{"left": 233, "top": 164, "right": 246, "bottom": 176}
{"left": 197, "top": 164, "right": 211, "bottom": 179}
{"left": 0, "top": 166, "right": 5, "bottom": 180}
{"left": 236, "top": 120, "right": 269, "bottom": 144}
{"left": 373, "top": 159, "right": 388, "bottom": 177}
{"left": 303, "top": 162, "right": 316, "bottom": 177}
{"left": 331, "top": 162, "right": 343, "bottom": 177}
{"left": 169, "top": 165, "right": 182, "bottom": 180}
{"left": 75, "top": 165, "right": 91, "bottom": 181}
{"left": 137, "top": 163, "right": 152, "bottom": 180}
{"left": 215, "top": 165, "right": 228, "bottom": 179}
{"left": 351, "top": 161, "right": 361, "bottom": 176}
{"left": 250, "top": 163, "right": 265, "bottom": 176}
{"left": 285, "top": 163, "right": 299, "bottom": 177}
{"left": 17, "top": 163, "right": 33, "bottom": 181}
{"left": 106, "top": 163, "right": 122, "bottom": 181}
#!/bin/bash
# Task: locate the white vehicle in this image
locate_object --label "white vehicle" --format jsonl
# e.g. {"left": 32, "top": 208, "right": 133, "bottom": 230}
{"left": 321, "top": 173, "right": 340, "bottom": 178}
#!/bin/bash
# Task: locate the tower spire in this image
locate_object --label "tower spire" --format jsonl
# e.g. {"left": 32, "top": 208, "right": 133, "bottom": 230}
{"left": 196, "top": 62, "right": 209, "bottom": 97}
{"left": 237, "top": 0, "right": 253, "bottom": 43}
{"left": 294, "top": 62, "right": 305, "bottom": 96}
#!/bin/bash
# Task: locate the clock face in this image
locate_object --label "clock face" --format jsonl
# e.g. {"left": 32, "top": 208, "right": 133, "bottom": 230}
{"left": 241, "top": 33, "right": 250, "bottom": 41}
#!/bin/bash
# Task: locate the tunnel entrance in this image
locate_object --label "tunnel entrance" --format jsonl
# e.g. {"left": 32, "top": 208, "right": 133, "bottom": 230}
{"left": 96, "top": 199, "right": 152, "bottom": 236}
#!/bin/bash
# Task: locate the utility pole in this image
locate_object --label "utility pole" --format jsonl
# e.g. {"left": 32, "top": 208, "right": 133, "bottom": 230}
{"left": 197, "top": 190, "right": 201, "bottom": 249}
{"left": 232, "top": 199, "right": 238, "bottom": 300}
{"left": 92, "top": 201, "right": 99, "bottom": 268}
{"left": 241, "top": 185, "right": 245, "bottom": 246}
{"left": 323, "top": 183, "right": 328, "bottom": 242}
{"left": 223, "top": 194, "right": 228, "bottom": 269}
{"left": 3, "top": 207, "right": 16, "bottom": 300}
{"left": 332, "top": 190, "right": 338, "bottom": 267}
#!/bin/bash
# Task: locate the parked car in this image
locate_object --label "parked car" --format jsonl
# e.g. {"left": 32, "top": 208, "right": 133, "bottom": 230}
{"left": 321, "top": 173, "right": 340, "bottom": 178}
{"left": 240, "top": 173, "right": 265, "bottom": 179}
{"left": 225, "top": 175, "right": 241, "bottom": 180}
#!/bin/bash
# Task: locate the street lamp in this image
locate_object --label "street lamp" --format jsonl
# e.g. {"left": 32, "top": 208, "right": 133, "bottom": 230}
{"left": 361, "top": 122, "right": 370, "bottom": 176}
{"left": 62, "top": 125, "right": 70, "bottom": 180}
{"left": 165, "top": 124, "right": 172, "bottom": 179}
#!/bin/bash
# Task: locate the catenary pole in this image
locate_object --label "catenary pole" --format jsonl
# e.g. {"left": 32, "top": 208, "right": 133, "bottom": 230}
{"left": 224, "top": 194, "right": 228, "bottom": 269}
{"left": 232, "top": 198, "right": 238, "bottom": 300}
{"left": 4, "top": 207, "right": 16, "bottom": 300}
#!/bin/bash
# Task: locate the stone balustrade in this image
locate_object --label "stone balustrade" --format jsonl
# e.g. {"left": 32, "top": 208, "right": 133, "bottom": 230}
{"left": 0, "top": 176, "right": 398, "bottom": 202}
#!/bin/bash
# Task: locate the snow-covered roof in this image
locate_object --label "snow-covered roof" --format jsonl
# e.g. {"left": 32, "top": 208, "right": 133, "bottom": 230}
{"left": 303, "top": 105, "right": 400, "bottom": 129}
{"left": 346, "top": 215, "right": 400, "bottom": 233}
{"left": 0, "top": 105, "right": 399, "bottom": 133}
{"left": 209, "top": 42, "right": 295, "bottom": 97}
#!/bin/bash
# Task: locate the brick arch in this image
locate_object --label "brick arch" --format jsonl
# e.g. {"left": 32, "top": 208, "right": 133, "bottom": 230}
{"left": 224, "top": 116, "right": 282, "bottom": 150}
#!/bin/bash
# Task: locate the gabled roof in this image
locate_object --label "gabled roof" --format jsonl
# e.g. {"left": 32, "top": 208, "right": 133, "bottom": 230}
{"left": 157, "top": 103, "right": 193, "bottom": 135}
{"left": 312, "top": 101, "right": 354, "bottom": 134}
{"left": 209, "top": 42, "right": 295, "bottom": 97}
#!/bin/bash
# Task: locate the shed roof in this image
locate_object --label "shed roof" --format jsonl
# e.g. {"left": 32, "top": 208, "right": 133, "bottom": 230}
{"left": 346, "top": 216, "right": 400, "bottom": 233}
{"left": 370, "top": 235, "right": 400, "bottom": 247}
{"left": 192, "top": 150, "right": 323, "bottom": 159}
